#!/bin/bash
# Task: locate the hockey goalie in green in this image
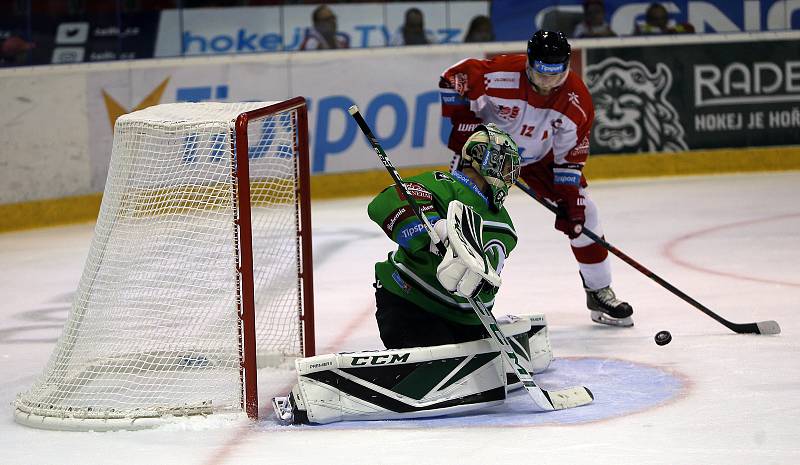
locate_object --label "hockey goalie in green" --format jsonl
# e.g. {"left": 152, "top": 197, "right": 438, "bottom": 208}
{"left": 273, "top": 124, "right": 556, "bottom": 424}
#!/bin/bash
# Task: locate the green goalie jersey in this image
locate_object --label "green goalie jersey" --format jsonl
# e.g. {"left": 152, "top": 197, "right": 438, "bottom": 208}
{"left": 367, "top": 170, "right": 517, "bottom": 325}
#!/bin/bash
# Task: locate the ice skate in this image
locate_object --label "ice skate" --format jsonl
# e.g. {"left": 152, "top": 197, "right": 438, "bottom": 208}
{"left": 586, "top": 286, "right": 634, "bottom": 327}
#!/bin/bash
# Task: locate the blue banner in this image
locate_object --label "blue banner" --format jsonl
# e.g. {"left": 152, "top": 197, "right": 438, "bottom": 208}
{"left": 492, "top": 0, "right": 800, "bottom": 41}
{"left": 0, "top": 12, "right": 159, "bottom": 66}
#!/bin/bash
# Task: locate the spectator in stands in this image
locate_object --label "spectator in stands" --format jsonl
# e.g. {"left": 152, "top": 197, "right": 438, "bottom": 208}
{"left": 300, "top": 4, "right": 349, "bottom": 50}
{"left": 464, "top": 15, "right": 494, "bottom": 43}
{"left": 389, "top": 7, "right": 436, "bottom": 46}
{"left": 0, "top": 34, "right": 35, "bottom": 66}
{"left": 634, "top": 3, "right": 695, "bottom": 35}
{"left": 572, "top": 0, "right": 616, "bottom": 38}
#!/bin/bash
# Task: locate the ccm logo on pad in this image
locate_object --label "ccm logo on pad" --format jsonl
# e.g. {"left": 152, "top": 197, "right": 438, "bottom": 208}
{"left": 350, "top": 353, "right": 411, "bottom": 365}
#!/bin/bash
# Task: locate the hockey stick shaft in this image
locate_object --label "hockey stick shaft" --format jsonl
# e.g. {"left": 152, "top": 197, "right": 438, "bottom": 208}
{"left": 347, "top": 106, "right": 447, "bottom": 255}
{"left": 349, "top": 105, "right": 593, "bottom": 410}
{"left": 515, "top": 181, "right": 780, "bottom": 335}
{"left": 464, "top": 295, "right": 593, "bottom": 410}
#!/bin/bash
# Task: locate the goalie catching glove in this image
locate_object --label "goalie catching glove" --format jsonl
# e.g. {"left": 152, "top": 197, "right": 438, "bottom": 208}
{"left": 435, "top": 200, "right": 501, "bottom": 298}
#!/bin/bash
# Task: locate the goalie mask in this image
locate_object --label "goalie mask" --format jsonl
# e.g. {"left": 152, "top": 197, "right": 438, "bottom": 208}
{"left": 461, "top": 124, "right": 521, "bottom": 211}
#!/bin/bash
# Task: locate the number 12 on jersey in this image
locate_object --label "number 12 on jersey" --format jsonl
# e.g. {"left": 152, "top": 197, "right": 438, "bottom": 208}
{"left": 520, "top": 125, "right": 535, "bottom": 137}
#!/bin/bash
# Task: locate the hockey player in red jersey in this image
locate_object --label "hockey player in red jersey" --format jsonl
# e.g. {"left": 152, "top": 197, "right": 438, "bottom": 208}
{"left": 439, "top": 30, "right": 633, "bottom": 327}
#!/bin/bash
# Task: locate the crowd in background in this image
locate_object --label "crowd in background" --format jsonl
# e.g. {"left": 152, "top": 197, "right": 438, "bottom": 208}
{"left": 297, "top": 4, "right": 494, "bottom": 50}
{"left": 295, "top": 1, "right": 695, "bottom": 51}
{"left": 571, "top": 1, "right": 694, "bottom": 38}
{"left": 290, "top": 0, "right": 695, "bottom": 51}
{"left": 0, "top": 0, "right": 719, "bottom": 67}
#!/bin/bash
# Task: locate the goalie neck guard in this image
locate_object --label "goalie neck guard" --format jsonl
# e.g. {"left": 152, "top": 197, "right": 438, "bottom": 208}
{"left": 461, "top": 124, "right": 521, "bottom": 211}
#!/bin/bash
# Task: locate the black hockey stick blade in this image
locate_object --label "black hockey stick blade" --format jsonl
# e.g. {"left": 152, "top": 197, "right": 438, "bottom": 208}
{"left": 514, "top": 181, "right": 781, "bottom": 336}
{"left": 726, "top": 320, "right": 780, "bottom": 335}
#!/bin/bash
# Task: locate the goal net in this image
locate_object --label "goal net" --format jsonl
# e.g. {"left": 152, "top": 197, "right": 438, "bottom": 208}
{"left": 14, "top": 98, "right": 314, "bottom": 430}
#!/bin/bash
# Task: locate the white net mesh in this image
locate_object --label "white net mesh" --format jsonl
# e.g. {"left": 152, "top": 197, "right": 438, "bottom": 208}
{"left": 14, "top": 101, "right": 309, "bottom": 428}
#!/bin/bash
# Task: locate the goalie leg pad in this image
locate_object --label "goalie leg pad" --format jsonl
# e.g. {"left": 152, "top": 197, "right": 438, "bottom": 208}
{"left": 526, "top": 314, "right": 554, "bottom": 373}
{"left": 283, "top": 339, "right": 506, "bottom": 424}
{"left": 498, "top": 314, "right": 554, "bottom": 391}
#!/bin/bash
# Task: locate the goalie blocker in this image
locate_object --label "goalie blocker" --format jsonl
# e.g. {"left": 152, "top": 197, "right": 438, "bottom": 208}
{"left": 273, "top": 314, "right": 553, "bottom": 424}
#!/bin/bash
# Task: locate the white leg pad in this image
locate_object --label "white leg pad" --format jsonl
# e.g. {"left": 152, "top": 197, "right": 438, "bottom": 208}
{"left": 291, "top": 339, "right": 506, "bottom": 424}
{"left": 498, "top": 314, "right": 554, "bottom": 391}
{"left": 526, "top": 314, "right": 555, "bottom": 373}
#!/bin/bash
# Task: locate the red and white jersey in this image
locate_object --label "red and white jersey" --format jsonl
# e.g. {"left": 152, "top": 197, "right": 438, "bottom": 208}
{"left": 440, "top": 54, "right": 593, "bottom": 169}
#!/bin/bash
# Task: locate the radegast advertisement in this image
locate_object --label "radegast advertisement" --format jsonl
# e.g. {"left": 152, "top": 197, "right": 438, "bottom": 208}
{"left": 585, "top": 38, "right": 800, "bottom": 154}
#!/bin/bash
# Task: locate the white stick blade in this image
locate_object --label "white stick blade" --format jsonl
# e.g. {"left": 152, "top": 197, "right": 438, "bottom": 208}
{"left": 546, "top": 386, "right": 594, "bottom": 410}
{"left": 348, "top": 105, "right": 359, "bottom": 115}
{"left": 757, "top": 320, "right": 781, "bottom": 335}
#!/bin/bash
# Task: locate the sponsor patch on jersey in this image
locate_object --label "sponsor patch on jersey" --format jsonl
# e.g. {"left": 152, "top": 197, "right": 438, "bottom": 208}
{"left": 484, "top": 72, "right": 519, "bottom": 90}
{"left": 456, "top": 123, "right": 481, "bottom": 133}
{"left": 567, "top": 135, "right": 590, "bottom": 161}
{"left": 391, "top": 271, "right": 412, "bottom": 293}
{"left": 534, "top": 60, "right": 566, "bottom": 74}
{"left": 396, "top": 218, "right": 438, "bottom": 249}
{"left": 381, "top": 208, "right": 439, "bottom": 243}
{"left": 451, "top": 72, "right": 469, "bottom": 95}
{"left": 553, "top": 168, "right": 582, "bottom": 186}
{"left": 383, "top": 206, "right": 412, "bottom": 234}
{"left": 395, "top": 182, "right": 433, "bottom": 202}
{"left": 452, "top": 170, "right": 489, "bottom": 205}
{"left": 400, "top": 221, "right": 427, "bottom": 239}
{"left": 440, "top": 91, "right": 469, "bottom": 106}
{"left": 497, "top": 105, "right": 520, "bottom": 121}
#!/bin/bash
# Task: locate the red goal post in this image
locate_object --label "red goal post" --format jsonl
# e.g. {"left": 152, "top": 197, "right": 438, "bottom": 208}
{"left": 236, "top": 97, "right": 315, "bottom": 419}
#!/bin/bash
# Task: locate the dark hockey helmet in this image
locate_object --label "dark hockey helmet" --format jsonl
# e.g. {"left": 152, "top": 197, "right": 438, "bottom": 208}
{"left": 526, "top": 30, "right": 571, "bottom": 92}
{"left": 461, "top": 124, "right": 521, "bottom": 211}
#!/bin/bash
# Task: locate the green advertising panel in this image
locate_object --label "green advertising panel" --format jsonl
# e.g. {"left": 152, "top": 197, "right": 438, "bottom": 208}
{"left": 586, "top": 39, "right": 800, "bottom": 155}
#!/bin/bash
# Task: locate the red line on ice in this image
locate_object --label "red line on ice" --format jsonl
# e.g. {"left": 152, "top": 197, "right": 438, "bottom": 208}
{"left": 662, "top": 212, "right": 800, "bottom": 287}
{"left": 203, "top": 300, "right": 376, "bottom": 465}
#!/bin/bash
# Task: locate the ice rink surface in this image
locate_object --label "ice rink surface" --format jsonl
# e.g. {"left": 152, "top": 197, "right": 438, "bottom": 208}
{"left": 1, "top": 172, "right": 798, "bottom": 465}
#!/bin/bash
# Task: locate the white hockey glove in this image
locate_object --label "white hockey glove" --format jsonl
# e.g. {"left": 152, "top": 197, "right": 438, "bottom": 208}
{"left": 435, "top": 200, "right": 501, "bottom": 298}
{"left": 428, "top": 219, "right": 449, "bottom": 255}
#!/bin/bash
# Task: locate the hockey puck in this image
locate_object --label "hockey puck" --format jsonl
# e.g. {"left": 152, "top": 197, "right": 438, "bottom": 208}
{"left": 654, "top": 330, "right": 672, "bottom": 346}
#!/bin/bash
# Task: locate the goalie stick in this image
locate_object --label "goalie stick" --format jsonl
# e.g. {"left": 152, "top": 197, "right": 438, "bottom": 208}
{"left": 515, "top": 181, "right": 780, "bottom": 336}
{"left": 348, "top": 104, "right": 593, "bottom": 411}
